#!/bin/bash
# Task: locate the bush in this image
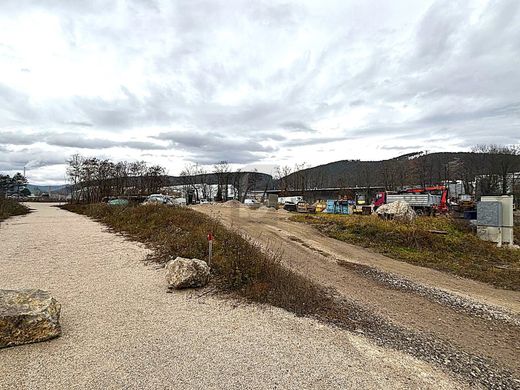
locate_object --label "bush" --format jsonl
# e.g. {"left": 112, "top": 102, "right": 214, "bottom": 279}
{"left": 0, "top": 198, "right": 30, "bottom": 221}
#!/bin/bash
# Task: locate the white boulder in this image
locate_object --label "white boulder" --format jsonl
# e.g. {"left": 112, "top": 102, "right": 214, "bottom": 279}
{"left": 376, "top": 200, "right": 417, "bottom": 221}
{"left": 165, "top": 257, "right": 210, "bottom": 289}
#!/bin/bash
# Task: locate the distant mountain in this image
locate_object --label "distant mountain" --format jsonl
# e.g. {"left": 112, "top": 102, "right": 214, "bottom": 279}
{"left": 280, "top": 152, "right": 520, "bottom": 192}
{"left": 27, "top": 184, "right": 70, "bottom": 195}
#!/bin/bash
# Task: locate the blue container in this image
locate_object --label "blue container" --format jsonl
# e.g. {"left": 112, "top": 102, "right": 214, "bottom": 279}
{"left": 326, "top": 200, "right": 336, "bottom": 213}
{"left": 325, "top": 200, "right": 349, "bottom": 214}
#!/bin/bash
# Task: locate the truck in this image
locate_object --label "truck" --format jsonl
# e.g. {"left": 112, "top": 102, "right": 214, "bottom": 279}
{"left": 374, "top": 186, "right": 448, "bottom": 215}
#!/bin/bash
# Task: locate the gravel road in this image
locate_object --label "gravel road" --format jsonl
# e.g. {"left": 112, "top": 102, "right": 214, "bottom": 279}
{"left": 195, "top": 204, "right": 520, "bottom": 387}
{"left": 0, "top": 203, "right": 467, "bottom": 389}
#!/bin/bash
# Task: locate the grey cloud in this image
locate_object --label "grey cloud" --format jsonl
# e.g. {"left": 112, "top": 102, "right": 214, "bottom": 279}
{"left": 249, "top": 132, "right": 287, "bottom": 142}
{"left": 0, "top": 148, "right": 67, "bottom": 171}
{"left": 64, "top": 121, "right": 93, "bottom": 127}
{"left": 415, "top": 1, "right": 466, "bottom": 61}
{"left": 0, "top": 131, "right": 47, "bottom": 145}
{"left": 280, "top": 121, "right": 317, "bottom": 133}
{"left": 349, "top": 99, "right": 365, "bottom": 107}
{"left": 155, "top": 130, "right": 274, "bottom": 164}
{"left": 0, "top": 83, "right": 38, "bottom": 125}
{"left": 45, "top": 133, "right": 168, "bottom": 150}
{"left": 414, "top": 102, "right": 520, "bottom": 127}
{"left": 282, "top": 136, "right": 348, "bottom": 147}
{"left": 0, "top": 131, "right": 168, "bottom": 150}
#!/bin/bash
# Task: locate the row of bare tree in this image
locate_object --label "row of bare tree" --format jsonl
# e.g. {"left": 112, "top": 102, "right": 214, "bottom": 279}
{"left": 66, "top": 154, "right": 166, "bottom": 203}
{"left": 180, "top": 161, "right": 266, "bottom": 202}
{"left": 66, "top": 155, "right": 269, "bottom": 204}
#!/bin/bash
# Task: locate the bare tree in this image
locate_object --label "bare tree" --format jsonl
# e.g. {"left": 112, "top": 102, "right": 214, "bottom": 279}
{"left": 66, "top": 154, "right": 84, "bottom": 203}
{"left": 65, "top": 154, "right": 167, "bottom": 203}
{"left": 472, "top": 144, "right": 520, "bottom": 196}
{"left": 274, "top": 165, "right": 293, "bottom": 194}
{"left": 180, "top": 163, "right": 202, "bottom": 202}
{"left": 146, "top": 165, "right": 166, "bottom": 194}
{"left": 213, "top": 161, "right": 230, "bottom": 201}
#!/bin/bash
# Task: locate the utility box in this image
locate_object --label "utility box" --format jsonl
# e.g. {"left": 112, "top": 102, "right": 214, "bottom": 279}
{"left": 267, "top": 194, "right": 278, "bottom": 208}
{"left": 477, "top": 195, "right": 514, "bottom": 246}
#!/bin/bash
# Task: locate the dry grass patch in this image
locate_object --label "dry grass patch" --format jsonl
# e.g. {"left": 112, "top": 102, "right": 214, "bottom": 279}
{"left": 291, "top": 213, "right": 520, "bottom": 291}
{"left": 0, "top": 198, "right": 30, "bottom": 222}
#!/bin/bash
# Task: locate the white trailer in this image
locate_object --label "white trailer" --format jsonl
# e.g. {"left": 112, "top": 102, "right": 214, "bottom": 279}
{"left": 386, "top": 193, "right": 441, "bottom": 215}
{"left": 278, "top": 196, "right": 303, "bottom": 205}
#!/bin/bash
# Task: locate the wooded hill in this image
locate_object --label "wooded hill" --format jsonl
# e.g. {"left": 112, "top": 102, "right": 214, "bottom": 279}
{"left": 279, "top": 151, "right": 520, "bottom": 196}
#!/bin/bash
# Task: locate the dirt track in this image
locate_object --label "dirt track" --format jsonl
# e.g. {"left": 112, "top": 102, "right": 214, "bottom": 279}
{"left": 195, "top": 204, "right": 520, "bottom": 384}
{"left": 0, "top": 203, "right": 468, "bottom": 389}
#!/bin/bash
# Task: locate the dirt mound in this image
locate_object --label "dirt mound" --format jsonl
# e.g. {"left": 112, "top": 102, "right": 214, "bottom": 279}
{"left": 223, "top": 200, "right": 242, "bottom": 208}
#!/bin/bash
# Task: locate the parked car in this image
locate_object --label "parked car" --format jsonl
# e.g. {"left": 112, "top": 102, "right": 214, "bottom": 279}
{"left": 108, "top": 198, "right": 129, "bottom": 206}
{"left": 143, "top": 194, "right": 175, "bottom": 206}
{"left": 244, "top": 199, "right": 258, "bottom": 205}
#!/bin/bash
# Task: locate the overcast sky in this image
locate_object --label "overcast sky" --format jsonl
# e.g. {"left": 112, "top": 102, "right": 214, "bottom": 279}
{"left": 0, "top": 0, "right": 519, "bottom": 184}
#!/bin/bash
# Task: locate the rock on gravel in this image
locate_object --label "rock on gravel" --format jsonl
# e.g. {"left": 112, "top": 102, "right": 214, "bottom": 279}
{"left": 165, "top": 257, "right": 210, "bottom": 289}
{"left": 0, "top": 289, "right": 61, "bottom": 348}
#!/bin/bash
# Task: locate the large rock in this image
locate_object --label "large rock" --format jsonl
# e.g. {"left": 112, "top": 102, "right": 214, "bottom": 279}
{"left": 0, "top": 289, "right": 61, "bottom": 348}
{"left": 165, "top": 257, "right": 210, "bottom": 289}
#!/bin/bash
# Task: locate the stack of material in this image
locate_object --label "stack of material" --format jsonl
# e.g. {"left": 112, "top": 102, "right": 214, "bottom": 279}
{"left": 376, "top": 200, "right": 416, "bottom": 221}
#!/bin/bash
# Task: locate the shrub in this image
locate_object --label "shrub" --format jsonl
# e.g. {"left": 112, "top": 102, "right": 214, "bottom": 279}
{"left": 0, "top": 198, "right": 30, "bottom": 221}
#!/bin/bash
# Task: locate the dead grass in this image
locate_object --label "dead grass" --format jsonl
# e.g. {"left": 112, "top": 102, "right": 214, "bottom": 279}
{"left": 291, "top": 213, "right": 520, "bottom": 291}
{"left": 0, "top": 198, "right": 30, "bottom": 222}
{"left": 61, "top": 203, "right": 335, "bottom": 317}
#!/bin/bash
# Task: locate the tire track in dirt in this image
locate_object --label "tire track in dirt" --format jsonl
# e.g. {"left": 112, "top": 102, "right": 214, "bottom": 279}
{"left": 196, "top": 205, "right": 520, "bottom": 387}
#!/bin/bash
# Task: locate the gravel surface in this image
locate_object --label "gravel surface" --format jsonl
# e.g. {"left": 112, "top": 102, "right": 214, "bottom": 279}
{"left": 340, "top": 261, "right": 520, "bottom": 326}
{"left": 196, "top": 204, "right": 520, "bottom": 386}
{"left": 0, "top": 203, "right": 467, "bottom": 389}
{"left": 327, "top": 295, "right": 520, "bottom": 390}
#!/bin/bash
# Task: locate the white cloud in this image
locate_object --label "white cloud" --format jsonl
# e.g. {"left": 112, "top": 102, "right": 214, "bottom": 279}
{"left": 0, "top": 0, "right": 519, "bottom": 184}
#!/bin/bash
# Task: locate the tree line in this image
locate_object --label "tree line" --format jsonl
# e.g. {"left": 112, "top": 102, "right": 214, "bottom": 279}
{"left": 0, "top": 172, "right": 29, "bottom": 197}
{"left": 277, "top": 145, "right": 520, "bottom": 198}
{"left": 66, "top": 154, "right": 166, "bottom": 203}
{"left": 66, "top": 155, "right": 270, "bottom": 204}
{"left": 180, "top": 161, "right": 268, "bottom": 202}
